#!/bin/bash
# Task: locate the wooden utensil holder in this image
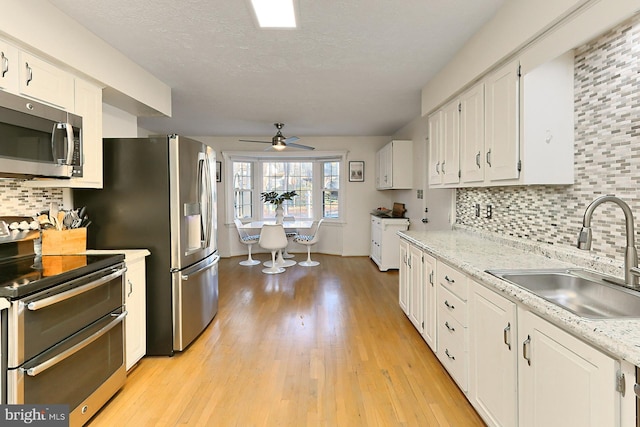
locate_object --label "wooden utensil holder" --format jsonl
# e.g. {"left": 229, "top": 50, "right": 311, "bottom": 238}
{"left": 41, "top": 228, "right": 87, "bottom": 255}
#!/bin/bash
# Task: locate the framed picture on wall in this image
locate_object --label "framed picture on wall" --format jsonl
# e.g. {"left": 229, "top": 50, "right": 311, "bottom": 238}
{"left": 349, "top": 161, "right": 364, "bottom": 182}
{"left": 216, "top": 161, "right": 222, "bottom": 182}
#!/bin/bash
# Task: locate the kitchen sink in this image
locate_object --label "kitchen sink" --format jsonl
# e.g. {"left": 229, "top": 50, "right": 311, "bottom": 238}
{"left": 486, "top": 268, "right": 640, "bottom": 319}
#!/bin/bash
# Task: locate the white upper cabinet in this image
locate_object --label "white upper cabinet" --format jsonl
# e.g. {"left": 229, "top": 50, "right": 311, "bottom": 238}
{"left": 484, "top": 60, "right": 521, "bottom": 183}
{"left": 428, "top": 110, "right": 443, "bottom": 186}
{"left": 0, "top": 40, "right": 18, "bottom": 93}
{"left": 428, "top": 98, "right": 460, "bottom": 186}
{"left": 459, "top": 83, "right": 486, "bottom": 184}
{"left": 441, "top": 99, "right": 460, "bottom": 185}
{"left": 428, "top": 51, "right": 574, "bottom": 188}
{"left": 375, "top": 140, "right": 413, "bottom": 190}
{"left": 18, "top": 52, "right": 74, "bottom": 111}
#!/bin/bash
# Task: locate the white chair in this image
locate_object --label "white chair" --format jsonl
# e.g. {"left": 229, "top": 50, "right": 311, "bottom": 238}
{"left": 282, "top": 215, "right": 297, "bottom": 259}
{"left": 294, "top": 219, "right": 324, "bottom": 267}
{"left": 234, "top": 219, "right": 261, "bottom": 266}
{"left": 258, "top": 224, "right": 288, "bottom": 274}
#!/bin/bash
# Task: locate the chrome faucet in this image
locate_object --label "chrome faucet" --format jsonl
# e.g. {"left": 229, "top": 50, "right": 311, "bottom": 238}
{"left": 577, "top": 195, "right": 639, "bottom": 288}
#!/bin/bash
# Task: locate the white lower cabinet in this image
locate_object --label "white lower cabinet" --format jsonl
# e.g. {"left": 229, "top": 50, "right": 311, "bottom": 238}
{"left": 399, "top": 236, "right": 633, "bottom": 427}
{"left": 436, "top": 262, "right": 469, "bottom": 391}
{"left": 470, "top": 282, "right": 517, "bottom": 427}
{"left": 370, "top": 215, "right": 409, "bottom": 271}
{"left": 124, "top": 253, "right": 148, "bottom": 371}
{"left": 518, "top": 308, "right": 619, "bottom": 427}
{"left": 408, "top": 244, "right": 424, "bottom": 333}
{"left": 398, "top": 239, "right": 409, "bottom": 314}
{"left": 422, "top": 252, "right": 437, "bottom": 351}
{"left": 86, "top": 249, "right": 149, "bottom": 371}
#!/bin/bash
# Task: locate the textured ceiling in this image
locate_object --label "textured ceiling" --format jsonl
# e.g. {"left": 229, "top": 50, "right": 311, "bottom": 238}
{"left": 48, "top": 0, "right": 505, "bottom": 137}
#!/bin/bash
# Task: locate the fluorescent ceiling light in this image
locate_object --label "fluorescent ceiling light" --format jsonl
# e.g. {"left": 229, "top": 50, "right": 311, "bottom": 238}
{"left": 251, "top": 0, "right": 297, "bottom": 28}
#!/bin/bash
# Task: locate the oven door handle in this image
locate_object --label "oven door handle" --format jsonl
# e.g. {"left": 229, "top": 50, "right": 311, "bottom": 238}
{"left": 26, "top": 267, "right": 126, "bottom": 311}
{"left": 23, "top": 311, "right": 127, "bottom": 377}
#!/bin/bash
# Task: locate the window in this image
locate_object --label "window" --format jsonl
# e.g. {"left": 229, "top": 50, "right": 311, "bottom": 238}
{"left": 226, "top": 152, "right": 345, "bottom": 222}
{"left": 232, "top": 162, "right": 253, "bottom": 219}
{"left": 262, "top": 161, "right": 313, "bottom": 218}
{"left": 322, "top": 161, "right": 339, "bottom": 218}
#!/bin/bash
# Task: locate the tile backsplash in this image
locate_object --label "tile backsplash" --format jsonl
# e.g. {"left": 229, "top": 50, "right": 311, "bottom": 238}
{"left": 0, "top": 180, "right": 64, "bottom": 217}
{"left": 456, "top": 13, "right": 640, "bottom": 262}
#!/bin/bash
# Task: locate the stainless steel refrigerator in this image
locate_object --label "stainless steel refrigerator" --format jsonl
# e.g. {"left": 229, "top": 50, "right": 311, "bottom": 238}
{"left": 74, "top": 135, "right": 218, "bottom": 356}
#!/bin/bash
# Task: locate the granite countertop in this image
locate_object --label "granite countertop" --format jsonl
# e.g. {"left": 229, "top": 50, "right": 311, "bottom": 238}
{"left": 399, "top": 226, "right": 640, "bottom": 366}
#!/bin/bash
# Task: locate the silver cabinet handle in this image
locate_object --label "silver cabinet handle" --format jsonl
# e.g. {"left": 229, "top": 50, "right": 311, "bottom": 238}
{"left": 523, "top": 335, "right": 531, "bottom": 366}
{"left": 445, "top": 349, "right": 455, "bottom": 360}
{"left": 475, "top": 151, "right": 481, "bottom": 168}
{"left": 1, "top": 52, "right": 8, "bottom": 78}
{"left": 445, "top": 321, "right": 455, "bottom": 332}
{"left": 444, "top": 275, "right": 455, "bottom": 284}
{"left": 441, "top": 161, "right": 446, "bottom": 174}
{"left": 23, "top": 311, "right": 126, "bottom": 377}
{"left": 25, "top": 62, "right": 32, "bottom": 86}
{"left": 504, "top": 322, "right": 511, "bottom": 350}
{"left": 486, "top": 149, "right": 492, "bottom": 167}
{"left": 127, "top": 278, "right": 133, "bottom": 298}
{"left": 27, "top": 267, "right": 126, "bottom": 311}
{"left": 429, "top": 271, "right": 434, "bottom": 286}
{"left": 435, "top": 162, "right": 440, "bottom": 174}
{"left": 444, "top": 300, "right": 455, "bottom": 310}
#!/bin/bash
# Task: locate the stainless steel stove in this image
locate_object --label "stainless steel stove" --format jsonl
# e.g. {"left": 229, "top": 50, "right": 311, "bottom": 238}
{"left": 0, "top": 218, "right": 126, "bottom": 426}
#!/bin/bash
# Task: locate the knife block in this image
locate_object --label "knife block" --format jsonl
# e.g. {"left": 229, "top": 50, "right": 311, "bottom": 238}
{"left": 41, "top": 228, "right": 87, "bottom": 255}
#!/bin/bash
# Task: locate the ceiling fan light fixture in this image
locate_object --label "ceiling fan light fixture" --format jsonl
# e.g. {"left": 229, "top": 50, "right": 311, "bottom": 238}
{"left": 250, "top": 0, "right": 297, "bottom": 28}
{"left": 273, "top": 139, "right": 287, "bottom": 150}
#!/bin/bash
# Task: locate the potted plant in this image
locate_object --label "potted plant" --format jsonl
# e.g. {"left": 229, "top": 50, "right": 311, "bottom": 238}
{"left": 260, "top": 191, "right": 297, "bottom": 224}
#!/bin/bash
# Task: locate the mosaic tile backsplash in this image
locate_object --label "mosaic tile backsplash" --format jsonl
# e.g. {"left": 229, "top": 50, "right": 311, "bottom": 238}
{"left": 456, "top": 13, "right": 640, "bottom": 262}
{"left": 0, "top": 180, "right": 64, "bottom": 217}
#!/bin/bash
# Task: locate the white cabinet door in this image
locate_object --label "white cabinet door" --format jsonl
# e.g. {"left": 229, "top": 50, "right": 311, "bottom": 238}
{"left": 422, "top": 252, "right": 437, "bottom": 351}
{"left": 408, "top": 244, "right": 424, "bottom": 333}
{"left": 485, "top": 60, "right": 520, "bottom": 182}
{"left": 125, "top": 256, "right": 147, "bottom": 371}
{"left": 0, "top": 40, "right": 18, "bottom": 93}
{"left": 460, "top": 83, "right": 485, "bottom": 184}
{"left": 518, "top": 308, "right": 619, "bottom": 427}
{"left": 470, "top": 283, "right": 517, "bottom": 427}
{"left": 398, "top": 239, "right": 409, "bottom": 314}
{"left": 18, "top": 52, "right": 74, "bottom": 110}
{"left": 72, "top": 79, "right": 103, "bottom": 188}
{"left": 441, "top": 98, "right": 460, "bottom": 185}
{"left": 428, "top": 110, "right": 443, "bottom": 186}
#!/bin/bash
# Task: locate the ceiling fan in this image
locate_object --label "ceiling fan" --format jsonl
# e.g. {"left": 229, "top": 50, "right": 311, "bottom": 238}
{"left": 239, "top": 123, "right": 315, "bottom": 151}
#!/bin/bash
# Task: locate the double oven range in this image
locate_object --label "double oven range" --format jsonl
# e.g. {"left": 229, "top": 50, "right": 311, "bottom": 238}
{"left": 0, "top": 224, "right": 127, "bottom": 426}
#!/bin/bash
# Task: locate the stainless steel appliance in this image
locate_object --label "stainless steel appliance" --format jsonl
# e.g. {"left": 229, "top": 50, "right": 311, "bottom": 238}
{"left": 0, "top": 90, "right": 82, "bottom": 179}
{"left": 74, "top": 135, "right": 218, "bottom": 355}
{"left": 0, "top": 221, "right": 126, "bottom": 426}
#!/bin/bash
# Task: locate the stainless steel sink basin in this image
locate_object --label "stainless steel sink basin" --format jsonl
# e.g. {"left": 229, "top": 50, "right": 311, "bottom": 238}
{"left": 486, "top": 269, "right": 640, "bottom": 319}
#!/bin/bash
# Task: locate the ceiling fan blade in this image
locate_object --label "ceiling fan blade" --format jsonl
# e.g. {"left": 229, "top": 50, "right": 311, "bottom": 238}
{"left": 239, "top": 139, "right": 271, "bottom": 144}
{"left": 287, "top": 142, "right": 315, "bottom": 150}
{"left": 285, "top": 136, "right": 300, "bottom": 143}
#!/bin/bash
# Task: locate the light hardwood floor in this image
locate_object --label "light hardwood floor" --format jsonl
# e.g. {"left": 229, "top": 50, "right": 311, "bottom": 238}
{"left": 89, "top": 254, "right": 485, "bottom": 426}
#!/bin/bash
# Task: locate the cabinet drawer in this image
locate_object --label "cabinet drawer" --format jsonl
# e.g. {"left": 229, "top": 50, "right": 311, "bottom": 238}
{"left": 438, "top": 315, "right": 468, "bottom": 391}
{"left": 438, "top": 284, "right": 467, "bottom": 326}
{"left": 437, "top": 262, "right": 468, "bottom": 300}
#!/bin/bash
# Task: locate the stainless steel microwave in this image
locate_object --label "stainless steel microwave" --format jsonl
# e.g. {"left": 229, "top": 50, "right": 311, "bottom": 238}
{"left": 0, "top": 90, "right": 82, "bottom": 179}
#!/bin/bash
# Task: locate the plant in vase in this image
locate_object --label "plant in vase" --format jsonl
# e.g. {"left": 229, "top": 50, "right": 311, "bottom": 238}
{"left": 260, "top": 191, "right": 297, "bottom": 224}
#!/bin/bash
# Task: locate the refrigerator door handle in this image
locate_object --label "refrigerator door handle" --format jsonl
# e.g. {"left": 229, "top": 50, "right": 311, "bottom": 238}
{"left": 181, "top": 254, "right": 220, "bottom": 280}
{"left": 197, "top": 153, "right": 213, "bottom": 250}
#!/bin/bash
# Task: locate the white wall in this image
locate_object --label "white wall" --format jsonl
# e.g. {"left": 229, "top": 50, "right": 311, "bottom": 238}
{"left": 103, "top": 104, "right": 139, "bottom": 138}
{"left": 197, "top": 136, "right": 401, "bottom": 258}
{"left": 421, "top": 0, "right": 639, "bottom": 115}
